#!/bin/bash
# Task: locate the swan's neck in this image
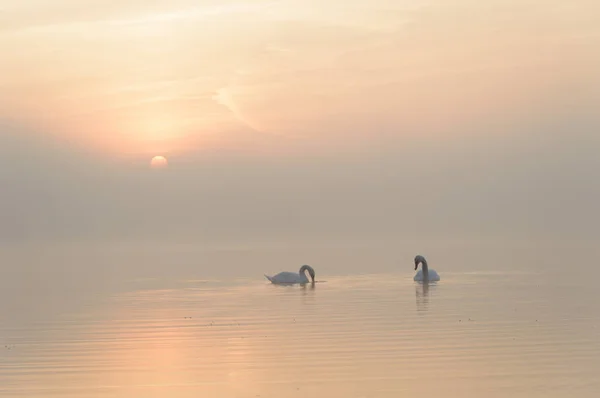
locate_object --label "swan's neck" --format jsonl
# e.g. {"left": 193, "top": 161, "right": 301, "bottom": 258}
{"left": 299, "top": 266, "right": 313, "bottom": 282}
{"left": 421, "top": 260, "right": 429, "bottom": 281}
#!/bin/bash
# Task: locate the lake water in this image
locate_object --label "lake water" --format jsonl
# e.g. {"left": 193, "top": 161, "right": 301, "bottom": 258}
{"left": 1, "top": 243, "right": 599, "bottom": 397}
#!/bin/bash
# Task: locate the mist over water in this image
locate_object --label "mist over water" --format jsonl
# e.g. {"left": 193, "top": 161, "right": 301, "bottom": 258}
{"left": 2, "top": 0, "right": 600, "bottom": 395}
{"left": 1, "top": 242, "right": 599, "bottom": 397}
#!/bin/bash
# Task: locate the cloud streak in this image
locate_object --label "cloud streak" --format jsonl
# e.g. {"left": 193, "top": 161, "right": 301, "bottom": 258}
{"left": 0, "top": 0, "right": 599, "bottom": 247}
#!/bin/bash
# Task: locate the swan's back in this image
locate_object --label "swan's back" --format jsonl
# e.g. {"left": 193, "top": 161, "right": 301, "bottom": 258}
{"left": 414, "top": 269, "right": 441, "bottom": 282}
{"left": 265, "top": 271, "right": 308, "bottom": 284}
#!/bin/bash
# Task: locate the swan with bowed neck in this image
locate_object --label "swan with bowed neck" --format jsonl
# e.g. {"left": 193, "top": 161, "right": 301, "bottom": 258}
{"left": 413, "top": 255, "right": 440, "bottom": 282}
{"left": 265, "top": 265, "right": 315, "bottom": 284}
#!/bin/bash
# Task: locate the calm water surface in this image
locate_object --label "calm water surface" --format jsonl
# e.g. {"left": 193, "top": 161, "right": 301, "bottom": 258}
{"left": 1, "top": 247, "right": 599, "bottom": 397}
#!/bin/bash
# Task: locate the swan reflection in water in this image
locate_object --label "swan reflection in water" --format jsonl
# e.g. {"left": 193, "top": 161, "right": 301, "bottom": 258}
{"left": 301, "top": 282, "right": 316, "bottom": 299}
{"left": 415, "top": 281, "right": 435, "bottom": 313}
{"left": 301, "top": 282, "right": 315, "bottom": 291}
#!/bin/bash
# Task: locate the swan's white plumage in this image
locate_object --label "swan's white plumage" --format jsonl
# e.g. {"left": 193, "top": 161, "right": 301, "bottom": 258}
{"left": 265, "top": 265, "right": 315, "bottom": 284}
{"left": 413, "top": 255, "right": 440, "bottom": 282}
{"left": 413, "top": 269, "right": 440, "bottom": 282}
{"left": 265, "top": 272, "right": 310, "bottom": 284}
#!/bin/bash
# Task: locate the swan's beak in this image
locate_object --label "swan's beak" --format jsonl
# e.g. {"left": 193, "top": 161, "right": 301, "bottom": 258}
{"left": 414, "top": 262, "right": 418, "bottom": 270}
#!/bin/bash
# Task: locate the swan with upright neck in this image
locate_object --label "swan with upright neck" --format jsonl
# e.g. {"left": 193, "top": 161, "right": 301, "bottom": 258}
{"left": 413, "top": 255, "right": 440, "bottom": 282}
{"left": 265, "top": 265, "right": 316, "bottom": 284}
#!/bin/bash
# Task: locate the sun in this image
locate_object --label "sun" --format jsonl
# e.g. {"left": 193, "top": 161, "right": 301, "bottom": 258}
{"left": 150, "top": 155, "right": 168, "bottom": 168}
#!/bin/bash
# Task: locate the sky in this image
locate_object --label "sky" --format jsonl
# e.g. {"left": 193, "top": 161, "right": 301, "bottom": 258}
{"left": 1, "top": 0, "right": 599, "bottom": 249}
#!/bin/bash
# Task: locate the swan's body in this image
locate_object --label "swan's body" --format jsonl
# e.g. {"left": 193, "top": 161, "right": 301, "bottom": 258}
{"left": 413, "top": 269, "right": 440, "bottom": 282}
{"left": 413, "top": 255, "right": 440, "bottom": 282}
{"left": 265, "top": 265, "right": 315, "bottom": 284}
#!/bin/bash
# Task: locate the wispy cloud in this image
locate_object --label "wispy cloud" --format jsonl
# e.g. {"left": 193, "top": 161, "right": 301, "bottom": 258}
{"left": 1, "top": 0, "right": 599, "bottom": 156}
{"left": 0, "top": 1, "right": 277, "bottom": 33}
{"left": 1, "top": 0, "right": 599, "bottom": 251}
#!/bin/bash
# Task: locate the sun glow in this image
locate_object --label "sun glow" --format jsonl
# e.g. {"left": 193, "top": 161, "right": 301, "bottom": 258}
{"left": 150, "top": 155, "right": 168, "bottom": 168}
{"left": 1, "top": 0, "right": 597, "bottom": 160}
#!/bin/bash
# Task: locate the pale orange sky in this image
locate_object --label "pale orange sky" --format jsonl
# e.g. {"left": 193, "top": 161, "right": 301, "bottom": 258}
{"left": 0, "top": 0, "right": 599, "bottom": 246}
{"left": 1, "top": 0, "right": 598, "bottom": 157}
{"left": 2, "top": 6, "right": 600, "bottom": 397}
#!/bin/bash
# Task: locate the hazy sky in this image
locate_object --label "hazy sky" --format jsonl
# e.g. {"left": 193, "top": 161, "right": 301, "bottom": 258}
{"left": 1, "top": 0, "right": 599, "bottom": 248}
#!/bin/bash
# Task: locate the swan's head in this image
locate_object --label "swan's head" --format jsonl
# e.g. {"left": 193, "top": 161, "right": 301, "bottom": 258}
{"left": 299, "top": 264, "right": 316, "bottom": 282}
{"left": 414, "top": 255, "right": 426, "bottom": 270}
